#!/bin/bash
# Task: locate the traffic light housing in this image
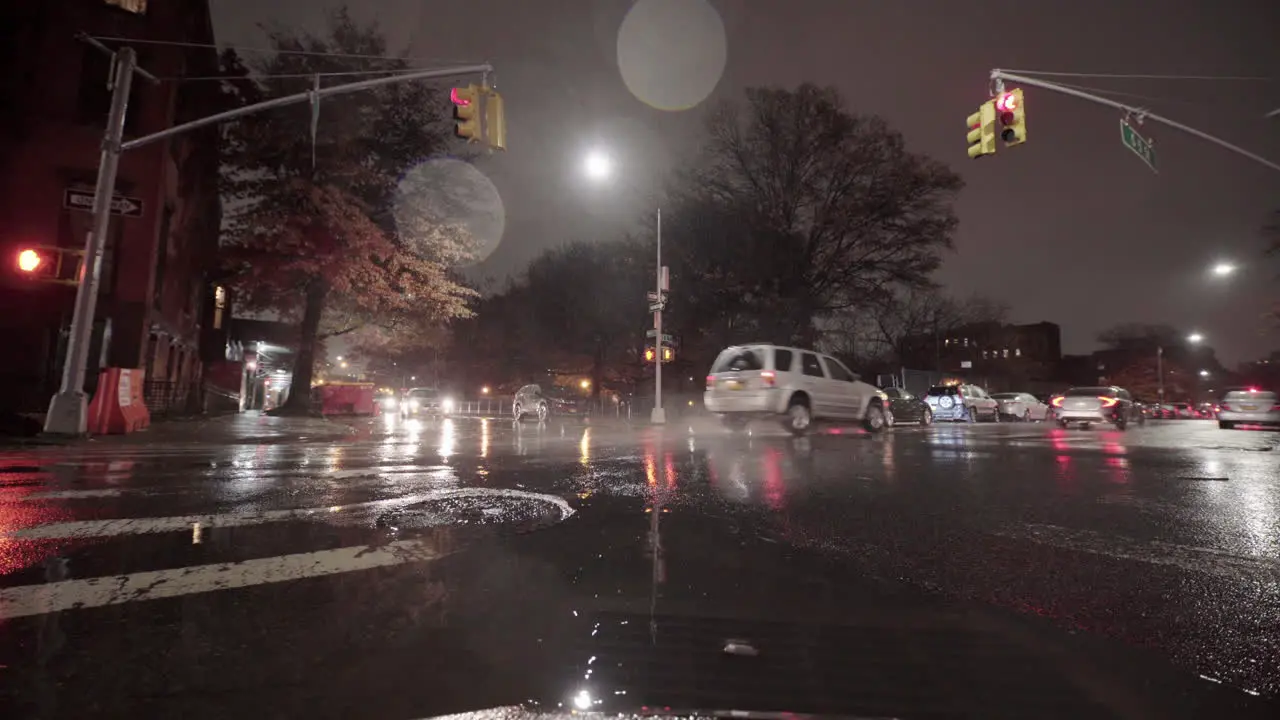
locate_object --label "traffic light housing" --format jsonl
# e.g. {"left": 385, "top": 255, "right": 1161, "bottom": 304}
{"left": 643, "top": 345, "right": 674, "bottom": 363}
{"left": 451, "top": 85, "right": 481, "bottom": 142}
{"left": 996, "top": 89, "right": 1026, "bottom": 147}
{"left": 450, "top": 84, "right": 506, "bottom": 150}
{"left": 10, "top": 245, "right": 80, "bottom": 285}
{"left": 484, "top": 89, "right": 506, "bottom": 151}
{"left": 966, "top": 100, "right": 997, "bottom": 159}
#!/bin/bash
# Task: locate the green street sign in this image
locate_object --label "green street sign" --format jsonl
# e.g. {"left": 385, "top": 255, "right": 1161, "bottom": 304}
{"left": 1120, "top": 119, "right": 1157, "bottom": 172}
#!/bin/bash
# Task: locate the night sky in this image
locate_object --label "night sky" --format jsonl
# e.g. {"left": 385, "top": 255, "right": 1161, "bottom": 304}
{"left": 210, "top": 0, "right": 1280, "bottom": 364}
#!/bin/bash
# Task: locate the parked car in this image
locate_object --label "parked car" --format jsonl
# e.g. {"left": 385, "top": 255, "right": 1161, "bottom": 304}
{"left": 1051, "top": 386, "right": 1144, "bottom": 429}
{"left": 923, "top": 383, "right": 999, "bottom": 423}
{"left": 512, "top": 384, "right": 587, "bottom": 423}
{"left": 400, "top": 387, "right": 453, "bottom": 418}
{"left": 989, "top": 392, "right": 1051, "bottom": 421}
{"left": 703, "top": 343, "right": 889, "bottom": 435}
{"left": 1216, "top": 388, "right": 1280, "bottom": 429}
{"left": 881, "top": 387, "right": 933, "bottom": 426}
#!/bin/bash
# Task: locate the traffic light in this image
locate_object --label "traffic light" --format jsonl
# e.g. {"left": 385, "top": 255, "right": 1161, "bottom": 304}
{"left": 10, "top": 245, "right": 82, "bottom": 285}
{"left": 451, "top": 85, "right": 481, "bottom": 142}
{"left": 484, "top": 88, "right": 506, "bottom": 151}
{"left": 995, "top": 88, "right": 1026, "bottom": 147}
{"left": 966, "top": 100, "right": 997, "bottom": 159}
{"left": 643, "top": 345, "right": 674, "bottom": 363}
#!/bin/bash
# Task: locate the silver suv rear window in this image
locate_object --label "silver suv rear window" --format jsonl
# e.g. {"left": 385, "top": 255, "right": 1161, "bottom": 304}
{"left": 712, "top": 348, "right": 765, "bottom": 372}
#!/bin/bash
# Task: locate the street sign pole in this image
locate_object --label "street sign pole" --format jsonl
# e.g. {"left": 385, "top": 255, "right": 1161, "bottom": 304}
{"left": 43, "top": 51, "right": 495, "bottom": 436}
{"left": 45, "top": 47, "right": 136, "bottom": 436}
{"left": 651, "top": 207, "right": 665, "bottom": 425}
{"left": 989, "top": 69, "right": 1280, "bottom": 174}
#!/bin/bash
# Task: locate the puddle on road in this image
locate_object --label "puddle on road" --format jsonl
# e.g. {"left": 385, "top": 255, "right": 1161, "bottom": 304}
{"left": 375, "top": 489, "right": 573, "bottom": 535}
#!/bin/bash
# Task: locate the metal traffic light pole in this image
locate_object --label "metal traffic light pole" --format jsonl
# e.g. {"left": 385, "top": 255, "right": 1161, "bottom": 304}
{"left": 44, "top": 49, "right": 494, "bottom": 435}
{"left": 990, "top": 70, "right": 1280, "bottom": 173}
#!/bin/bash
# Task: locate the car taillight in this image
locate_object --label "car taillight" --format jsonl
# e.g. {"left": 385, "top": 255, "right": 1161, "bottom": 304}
{"left": 1051, "top": 397, "right": 1063, "bottom": 407}
{"left": 706, "top": 375, "right": 715, "bottom": 389}
{"left": 1099, "top": 396, "right": 1117, "bottom": 407}
{"left": 760, "top": 370, "right": 776, "bottom": 387}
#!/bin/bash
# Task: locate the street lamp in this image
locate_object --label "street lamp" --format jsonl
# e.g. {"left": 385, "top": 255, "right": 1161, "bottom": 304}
{"left": 580, "top": 379, "right": 591, "bottom": 390}
{"left": 1211, "top": 262, "right": 1236, "bottom": 277}
{"left": 581, "top": 150, "right": 667, "bottom": 425}
{"left": 481, "top": 385, "right": 491, "bottom": 395}
{"left": 1199, "top": 369, "right": 1210, "bottom": 377}
{"left": 1157, "top": 333, "right": 1206, "bottom": 406}
{"left": 583, "top": 150, "right": 613, "bottom": 181}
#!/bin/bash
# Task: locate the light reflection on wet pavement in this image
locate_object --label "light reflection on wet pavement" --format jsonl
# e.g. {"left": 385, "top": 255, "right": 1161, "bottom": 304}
{"left": 0, "top": 412, "right": 1277, "bottom": 718}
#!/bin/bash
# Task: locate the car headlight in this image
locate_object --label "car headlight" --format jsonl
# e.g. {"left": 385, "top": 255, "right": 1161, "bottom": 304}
{"left": 409, "top": 399, "right": 420, "bottom": 410}
{"left": 383, "top": 398, "right": 398, "bottom": 410}
{"left": 441, "top": 398, "right": 455, "bottom": 412}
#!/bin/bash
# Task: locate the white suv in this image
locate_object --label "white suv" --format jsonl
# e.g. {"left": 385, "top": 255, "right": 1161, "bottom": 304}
{"left": 703, "top": 344, "right": 889, "bottom": 435}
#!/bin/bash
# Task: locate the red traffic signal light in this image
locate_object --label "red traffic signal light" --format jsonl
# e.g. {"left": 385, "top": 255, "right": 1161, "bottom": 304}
{"left": 10, "top": 245, "right": 82, "bottom": 284}
{"left": 17, "top": 248, "right": 44, "bottom": 273}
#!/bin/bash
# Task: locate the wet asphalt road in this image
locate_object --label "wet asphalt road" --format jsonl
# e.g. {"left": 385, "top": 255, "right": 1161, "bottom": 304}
{"left": 0, "top": 412, "right": 1278, "bottom": 719}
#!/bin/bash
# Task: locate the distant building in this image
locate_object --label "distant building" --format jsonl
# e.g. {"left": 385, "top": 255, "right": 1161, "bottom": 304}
{"left": 906, "top": 321, "right": 1061, "bottom": 371}
{"left": 0, "top": 0, "right": 222, "bottom": 414}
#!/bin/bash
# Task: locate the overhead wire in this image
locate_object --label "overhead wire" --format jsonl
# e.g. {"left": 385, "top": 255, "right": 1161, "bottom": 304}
{"left": 87, "top": 34, "right": 471, "bottom": 64}
{"left": 1000, "top": 69, "right": 1275, "bottom": 82}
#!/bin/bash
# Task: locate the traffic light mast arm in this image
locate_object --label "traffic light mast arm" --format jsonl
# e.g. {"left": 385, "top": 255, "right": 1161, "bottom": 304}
{"left": 991, "top": 69, "right": 1280, "bottom": 173}
{"left": 121, "top": 63, "right": 494, "bottom": 152}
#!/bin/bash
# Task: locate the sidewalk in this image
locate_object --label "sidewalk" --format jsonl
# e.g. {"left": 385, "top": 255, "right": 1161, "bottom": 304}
{"left": 0, "top": 411, "right": 370, "bottom": 450}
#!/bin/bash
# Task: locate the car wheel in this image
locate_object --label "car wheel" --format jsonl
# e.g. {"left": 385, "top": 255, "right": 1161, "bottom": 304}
{"left": 1114, "top": 416, "right": 1127, "bottom": 430}
{"left": 784, "top": 398, "right": 811, "bottom": 436}
{"left": 512, "top": 403, "right": 523, "bottom": 422}
{"left": 921, "top": 407, "right": 933, "bottom": 426}
{"left": 991, "top": 407, "right": 1001, "bottom": 423}
{"left": 863, "top": 403, "right": 887, "bottom": 433}
{"left": 536, "top": 402, "right": 549, "bottom": 423}
{"left": 1057, "top": 419, "right": 1069, "bottom": 428}
{"left": 966, "top": 406, "right": 977, "bottom": 423}
{"left": 1219, "top": 421, "right": 1234, "bottom": 430}
{"left": 1022, "top": 410, "right": 1031, "bottom": 422}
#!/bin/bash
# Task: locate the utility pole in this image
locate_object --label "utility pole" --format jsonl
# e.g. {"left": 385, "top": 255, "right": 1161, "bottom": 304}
{"left": 1156, "top": 345, "right": 1164, "bottom": 406}
{"left": 990, "top": 70, "right": 1280, "bottom": 174}
{"left": 651, "top": 208, "right": 666, "bottom": 425}
{"left": 43, "top": 51, "right": 493, "bottom": 435}
{"left": 44, "top": 47, "right": 140, "bottom": 436}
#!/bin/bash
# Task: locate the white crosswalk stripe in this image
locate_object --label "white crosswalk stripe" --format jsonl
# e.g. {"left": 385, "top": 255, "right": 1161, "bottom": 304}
{"left": 0, "top": 445, "right": 574, "bottom": 619}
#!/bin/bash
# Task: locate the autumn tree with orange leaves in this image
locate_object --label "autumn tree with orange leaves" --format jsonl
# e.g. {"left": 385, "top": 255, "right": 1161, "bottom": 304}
{"left": 220, "top": 8, "right": 476, "bottom": 413}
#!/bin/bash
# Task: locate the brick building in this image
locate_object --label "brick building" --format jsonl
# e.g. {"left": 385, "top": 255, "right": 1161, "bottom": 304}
{"left": 0, "top": 0, "right": 222, "bottom": 414}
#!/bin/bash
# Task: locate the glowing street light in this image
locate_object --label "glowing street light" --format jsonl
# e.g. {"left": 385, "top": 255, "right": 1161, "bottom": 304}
{"left": 1187, "top": 333, "right": 1204, "bottom": 344}
{"left": 583, "top": 150, "right": 612, "bottom": 181}
{"left": 1210, "top": 262, "right": 1236, "bottom": 277}
{"left": 481, "top": 386, "right": 491, "bottom": 395}
{"left": 1199, "top": 369, "right": 1210, "bottom": 377}
{"left": 579, "top": 379, "right": 591, "bottom": 390}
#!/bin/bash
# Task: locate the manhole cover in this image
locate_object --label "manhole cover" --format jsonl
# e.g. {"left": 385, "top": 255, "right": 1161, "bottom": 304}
{"left": 375, "top": 489, "right": 572, "bottom": 535}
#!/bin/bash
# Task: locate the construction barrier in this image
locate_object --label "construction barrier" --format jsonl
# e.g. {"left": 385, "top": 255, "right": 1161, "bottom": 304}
{"left": 87, "top": 367, "right": 151, "bottom": 435}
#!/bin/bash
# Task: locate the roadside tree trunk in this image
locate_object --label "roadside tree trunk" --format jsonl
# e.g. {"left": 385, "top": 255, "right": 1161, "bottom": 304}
{"left": 277, "top": 279, "right": 327, "bottom": 416}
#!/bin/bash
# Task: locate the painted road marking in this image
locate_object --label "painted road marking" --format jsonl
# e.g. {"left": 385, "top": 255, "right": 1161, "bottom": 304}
{"left": 5, "top": 488, "right": 576, "bottom": 541}
{"left": 0, "top": 539, "right": 443, "bottom": 619}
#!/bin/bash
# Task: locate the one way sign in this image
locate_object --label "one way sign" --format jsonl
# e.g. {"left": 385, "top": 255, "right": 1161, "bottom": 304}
{"left": 63, "top": 188, "right": 144, "bottom": 218}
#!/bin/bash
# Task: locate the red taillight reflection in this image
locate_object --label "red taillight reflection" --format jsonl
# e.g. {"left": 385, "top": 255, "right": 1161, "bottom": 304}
{"left": 1051, "top": 396, "right": 1064, "bottom": 407}
{"left": 760, "top": 370, "right": 776, "bottom": 387}
{"left": 1099, "top": 396, "right": 1118, "bottom": 407}
{"left": 705, "top": 374, "right": 715, "bottom": 389}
